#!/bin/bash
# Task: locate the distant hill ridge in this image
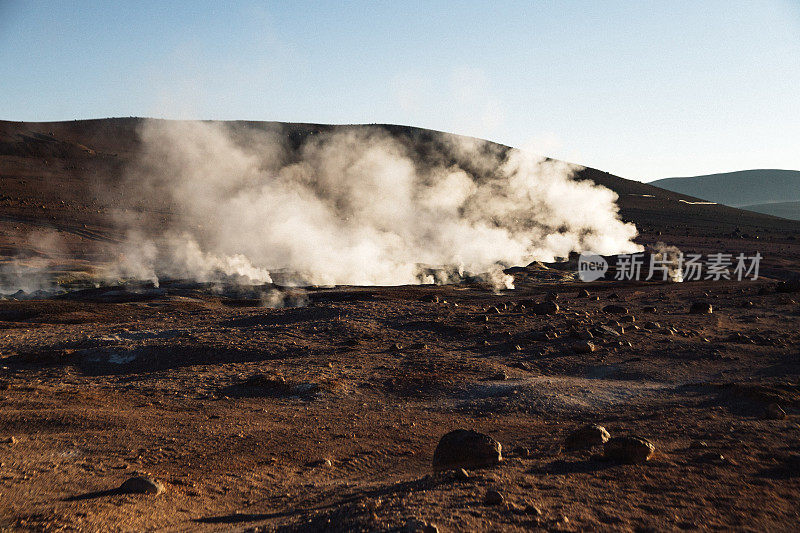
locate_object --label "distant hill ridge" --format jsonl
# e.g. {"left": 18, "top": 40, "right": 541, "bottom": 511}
{"left": 650, "top": 169, "right": 800, "bottom": 207}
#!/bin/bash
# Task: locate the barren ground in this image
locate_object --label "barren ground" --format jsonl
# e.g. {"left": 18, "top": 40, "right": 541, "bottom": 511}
{"left": 1, "top": 120, "right": 799, "bottom": 531}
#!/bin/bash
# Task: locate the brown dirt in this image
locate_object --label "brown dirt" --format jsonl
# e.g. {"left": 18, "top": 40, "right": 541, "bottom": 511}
{"left": 0, "top": 119, "right": 799, "bottom": 531}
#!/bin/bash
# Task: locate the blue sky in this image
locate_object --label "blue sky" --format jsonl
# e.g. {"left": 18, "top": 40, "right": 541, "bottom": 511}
{"left": 1, "top": 0, "right": 798, "bottom": 181}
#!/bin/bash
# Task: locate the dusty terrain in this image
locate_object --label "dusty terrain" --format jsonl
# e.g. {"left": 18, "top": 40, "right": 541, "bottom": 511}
{"left": 1, "top": 119, "right": 799, "bottom": 531}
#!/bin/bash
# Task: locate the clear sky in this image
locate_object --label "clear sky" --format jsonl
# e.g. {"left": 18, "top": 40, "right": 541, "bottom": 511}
{"left": 1, "top": 1, "right": 798, "bottom": 181}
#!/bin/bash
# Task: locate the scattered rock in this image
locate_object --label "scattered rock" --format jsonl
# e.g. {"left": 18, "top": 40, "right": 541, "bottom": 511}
{"left": 564, "top": 424, "right": 610, "bottom": 450}
{"left": 512, "top": 446, "right": 531, "bottom": 458}
{"left": 766, "top": 403, "right": 787, "bottom": 420}
{"left": 432, "top": 429, "right": 502, "bottom": 470}
{"left": 119, "top": 476, "right": 164, "bottom": 495}
{"left": 689, "top": 302, "right": 713, "bottom": 314}
{"left": 642, "top": 306, "right": 657, "bottom": 313}
{"left": 643, "top": 321, "right": 661, "bottom": 330}
{"left": 602, "top": 304, "right": 629, "bottom": 314}
{"left": 484, "top": 489, "right": 504, "bottom": 505}
{"left": 420, "top": 294, "right": 440, "bottom": 303}
{"left": 741, "top": 301, "right": 754, "bottom": 308}
{"left": 531, "top": 301, "right": 559, "bottom": 315}
{"left": 404, "top": 519, "right": 439, "bottom": 533}
{"left": 525, "top": 504, "right": 543, "bottom": 516}
{"left": 3, "top": 436, "right": 17, "bottom": 445}
{"left": 603, "top": 436, "right": 655, "bottom": 463}
{"left": 312, "top": 458, "right": 333, "bottom": 467}
{"left": 544, "top": 292, "right": 559, "bottom": 301}
{"left": 454, "top": 468, "right": 470, "bottom": 480}
{"left": 619, "top": 315, "right": 636, "bottom": 323}
{"left": 573, "top": 341, "right": 596, "bottom": 354}
{"left": 578, "top": 289, "right": 590, "bottom": 298}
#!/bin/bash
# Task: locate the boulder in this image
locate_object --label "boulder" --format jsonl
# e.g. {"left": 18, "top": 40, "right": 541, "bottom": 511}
{"left": 531, "top": 301, "right": 559, "bottom": 315}
{"left": 119, "top": 476, "right": 164, "bottom": 495}
{"left": 689, "top": 302, "right": 713, "bottom": 314}
{"left": 432, "top": 429, "right": 502, "bottom": 470}
{"left": 603, "top": 436, "right": 655, "bottom": 463}
{"left": 564, "top": 424, "right": 610, "bottom": 450}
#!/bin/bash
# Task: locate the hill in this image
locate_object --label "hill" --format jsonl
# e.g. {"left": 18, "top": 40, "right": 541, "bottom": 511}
{"left": 739, "top": 200, "right": 800, "bottom": 221}
{"left": 650, "top": 169, "right": 800, "bottom": 207}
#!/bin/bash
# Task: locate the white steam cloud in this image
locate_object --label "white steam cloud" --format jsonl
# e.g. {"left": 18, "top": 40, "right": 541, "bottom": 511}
{"left": 111, "top": 120, "right": 641, "bottom": 287}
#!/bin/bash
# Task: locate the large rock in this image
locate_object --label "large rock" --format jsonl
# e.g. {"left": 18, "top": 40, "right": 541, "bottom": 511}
{"left": 603, "top": 436, "right": 655, "bottom": 463}
{"left": 689, "top": 302, "right": 713, "bottom": 314}
{"left": 119, "top": 476, "right": 164, "bottom": 495}
{"left": 432, "top": 429, "right": 502, "bottom": 470}
{"left": 531, "top": 301, "right": 559, "bottom": 315}
{"left": 564, "top": 424, "right": 610, "bottom": 450}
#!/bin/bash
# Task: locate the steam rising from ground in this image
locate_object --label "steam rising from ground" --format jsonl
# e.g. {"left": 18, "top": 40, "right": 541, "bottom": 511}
{"left": 112, "top": 120, "right": 641, "bottom": 287}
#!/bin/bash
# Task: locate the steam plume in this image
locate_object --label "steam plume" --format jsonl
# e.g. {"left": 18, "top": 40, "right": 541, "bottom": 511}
{"left": 111, "top": 120, "right": 641, "bottom": 287}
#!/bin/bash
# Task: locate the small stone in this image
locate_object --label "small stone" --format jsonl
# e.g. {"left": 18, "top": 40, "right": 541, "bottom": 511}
{"left": 564, "top": 424, "right": 610, "bottom": 450}
{"left": 525, "top": 504, "right": 543, "bottom": 516}
{"left": 619, "top": 315, "right": 636, "bottom": 323}
{"left": 531, "top": 301, "right": 559, "bottom": 315}
{"left": 455, "top": 468, "right": 470, "bottom": 480}
{"left": 432, "top": 429, "right": 502, "bottom": 470}
{"left": 642, "top": 306, "right": 657, "bottom": 313}
{"left": 119, "top": 476, "right": 164, "bottom": 495}
{"left": 643, "top": 321, "right": 661, "bottom": 330}
{"left": 573, "top": 341, "right": 596, "bottom": 354}
{"left": 766, "top": 403, "right": 787, "bottom": 420}
{"left": 484, "top": 489, "right": 504, "bottom": 505}
{"left": 512, "top": 446, "right": 531, "bottom": 458}
{"left": 313, "top": 458, "right": 333, "bottom": 467}
{"left": 578, "top": 289, "right": 590, "bottom": 298}
{"left": 602, "top": 304, "right": 629, "bottom": 314}
{"left": 603, "top": 436, "right": 655, "bottom": 463}
{"left": 689, "top": 302, "right": 713, "bottom": 314}
{"left": 4, "top": 436, "right": 17, "bottom": 445}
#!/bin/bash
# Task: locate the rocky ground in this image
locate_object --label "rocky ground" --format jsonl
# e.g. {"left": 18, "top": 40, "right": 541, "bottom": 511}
{"left": 1, "top": 271, "right": 799, "bottom": 531}
{"left": 1, "top": 119, "right": 799, "bottom": 531}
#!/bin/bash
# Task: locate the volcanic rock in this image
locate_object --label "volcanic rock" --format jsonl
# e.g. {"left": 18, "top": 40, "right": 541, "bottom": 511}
{"left": 603, "top": 436, "right": 655, "bottom": 463}
{"left": 564, "top": 424, "right": 610, "bottom": 450}
{"left": 531, "top": 301, "right": 559, "bottom": 315}
{"left": 484, "top": 489, "right": 504, "bottom": 505}
{"left": 432, "top": 429, "right": 502, "bottom": 470}
{"left": 573, "top": 341, "right": 596, "bottom": 354}
{"left": 689, "top": 302, "right": 713, "bottom": 314}
{"left": 119, "top": 476, "right": 164, "bottom": 495}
